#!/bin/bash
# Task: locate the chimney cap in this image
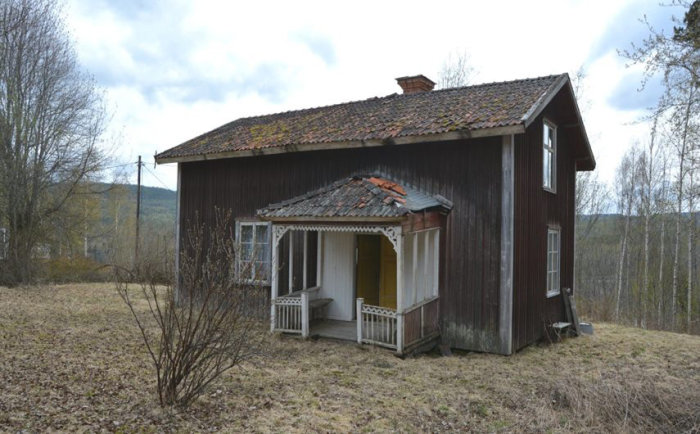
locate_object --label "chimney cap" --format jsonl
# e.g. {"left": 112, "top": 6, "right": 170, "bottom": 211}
{"left": 396, "top": 75, "right": 436, "bottom": 94}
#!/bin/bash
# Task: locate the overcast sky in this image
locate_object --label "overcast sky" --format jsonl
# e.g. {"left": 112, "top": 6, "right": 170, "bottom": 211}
{"left": 63, "top": 0, "right": 682, "bottom": 190}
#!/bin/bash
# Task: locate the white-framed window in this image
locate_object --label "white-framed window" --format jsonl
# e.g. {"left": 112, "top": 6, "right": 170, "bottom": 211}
{"left": 543, "top": 120, "right": 557, "bottom": 192}
{"left": 546, "top": 227, "right": 561, "bottom": 298}
{"left": 236, "top": 220, "right": 271, "bottom": 284}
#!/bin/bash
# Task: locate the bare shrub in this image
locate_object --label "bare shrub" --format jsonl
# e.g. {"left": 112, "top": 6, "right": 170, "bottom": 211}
{"left": 116, "top": 210, "right": 268, "bottom": 408}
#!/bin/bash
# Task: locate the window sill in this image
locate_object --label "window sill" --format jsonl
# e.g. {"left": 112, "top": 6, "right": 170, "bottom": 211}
{"left": 543, "top": 186, "right": 557, "bottom": 195}
{"left": 546, "top": 290, "right": 560, "bottom": 298}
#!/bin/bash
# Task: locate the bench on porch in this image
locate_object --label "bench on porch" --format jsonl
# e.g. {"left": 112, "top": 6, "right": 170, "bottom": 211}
{"left": 286, "top": 287, "right": 333, "bottom": 319}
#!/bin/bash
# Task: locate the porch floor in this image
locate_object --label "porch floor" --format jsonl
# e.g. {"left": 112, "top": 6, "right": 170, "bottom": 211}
{"left": 310, "top": 319, "right": 356, "bottom": 341}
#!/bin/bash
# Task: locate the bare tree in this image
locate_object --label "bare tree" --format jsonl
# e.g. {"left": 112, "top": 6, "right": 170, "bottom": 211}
{"left": 116, "top": 210, "right": 269, "bottom": 408}
{"left": 576, "top": 171, "right": 609, "bottom": 240}
{"left": 638, "top": 112, "right": 663, "bottom": 328}
{"left": 620, "top": 0, "right": 699, "bottom": 90}
{"left": 437, "top": 50, "right": 476, "bottom": 89}
{"left": 0, "top": 0, "right": 106, "bottom": 285}
{"left": 615, "top": 147, "right": 639, "bottom": 322}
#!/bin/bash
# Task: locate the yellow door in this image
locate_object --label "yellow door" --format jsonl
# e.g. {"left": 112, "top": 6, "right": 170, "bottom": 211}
{"left": 379, "top": 235, "right": 397, "bottom": 309}
{"left": 356, "top": 235, "right": 380, "bottom": 306}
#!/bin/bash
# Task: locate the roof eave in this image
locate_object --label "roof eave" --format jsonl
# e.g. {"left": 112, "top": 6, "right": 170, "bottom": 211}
{"left": 155, "top": 124, "right": 526, "bottom": 164}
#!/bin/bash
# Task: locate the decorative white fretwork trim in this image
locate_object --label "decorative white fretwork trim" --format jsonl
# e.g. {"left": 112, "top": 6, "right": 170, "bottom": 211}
{"left": 361, "top": 304, "right": 397, "bottom": 318}
{"left": 272, "top": 223, "right": 402, "bottom": 252}
{"left": 274, "top": 296, "right": 302, "bottom": 306}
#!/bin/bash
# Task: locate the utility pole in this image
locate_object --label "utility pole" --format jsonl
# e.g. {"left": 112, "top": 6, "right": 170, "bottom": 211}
{"left": 134, "top": 155, "right": 142, "bottom": 268}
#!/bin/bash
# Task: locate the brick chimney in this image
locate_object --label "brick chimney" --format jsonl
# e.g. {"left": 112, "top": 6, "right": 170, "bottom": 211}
{"left": 395, "top": 75, "right": 436, "bottom": 94}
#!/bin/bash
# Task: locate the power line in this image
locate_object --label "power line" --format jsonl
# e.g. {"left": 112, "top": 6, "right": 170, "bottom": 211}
{"left": 142, "top": 165, "right": 173, "bottom": 190}
{"left": 103, "top": 161, "right": 137, "bottom": 170}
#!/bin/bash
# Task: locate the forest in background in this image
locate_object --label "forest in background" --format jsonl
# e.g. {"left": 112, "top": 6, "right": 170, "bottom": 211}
{"left": 2, "top": 183, "right": 177, "bottom": 283}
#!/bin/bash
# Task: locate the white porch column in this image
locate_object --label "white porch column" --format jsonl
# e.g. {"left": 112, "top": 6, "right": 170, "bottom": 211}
{"left": 288, "top": 232, "right": 294, "bottom": 294}
{"left": 316, "top": 231, "right": 323, "bottom": 287}
{"left": 433, "top": 229, "right": 440, "bottom": 297}
{"left": 302, "top": 230, "right": 308, "bottom": 289}
{"left": 270, "top": 226, "right": 281, "bottom": 332}
{"left": 412, "top": 232, "right": 418, "bottom": 305}
{"left": 424, "top": 231, "right": 429, "bottom": 301}
{"left": 356, "top": 298, "right": 364, "bottom": 344}
{"left": 395, "top": 228, "right": 404, "bottom": 354}
{"left": 301, "top": 291, "right": 309, "bottom": 338}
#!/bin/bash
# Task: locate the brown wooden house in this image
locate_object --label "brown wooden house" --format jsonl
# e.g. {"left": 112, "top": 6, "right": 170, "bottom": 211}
{"left": 155, "top": 73, "right": 595, "bottom": 355}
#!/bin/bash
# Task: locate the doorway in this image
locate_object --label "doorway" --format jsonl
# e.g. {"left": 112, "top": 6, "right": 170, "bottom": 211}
{"left": 356, "top": 234, "right": 397, "bottom": 310}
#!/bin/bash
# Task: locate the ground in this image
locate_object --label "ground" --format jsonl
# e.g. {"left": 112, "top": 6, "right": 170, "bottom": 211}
{"left": 0, "top": 284, "right": 698, "bottom": 432}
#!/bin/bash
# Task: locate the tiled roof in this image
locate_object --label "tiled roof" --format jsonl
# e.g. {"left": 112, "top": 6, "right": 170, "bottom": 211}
{"left": 156, "top": 74, "right": 567, "bottom": 161}
{"left": 257, "top": 175, "right": 452, "bottom": 220}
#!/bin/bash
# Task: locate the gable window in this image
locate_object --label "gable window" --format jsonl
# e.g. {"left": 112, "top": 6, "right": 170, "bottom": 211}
{"left": 237, "top": 221, "right": 271, "bottom": 284}
{"left": 546, "top": 227, "right": 560, "bottom": 298}
{"left": 543, "top": 120, "right": 556, "bottom": 192}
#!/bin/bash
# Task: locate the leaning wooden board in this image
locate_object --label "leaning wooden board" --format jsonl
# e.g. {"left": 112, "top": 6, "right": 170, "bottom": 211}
{"left": 562, "top": 288, "right": 580, "bottom": 336}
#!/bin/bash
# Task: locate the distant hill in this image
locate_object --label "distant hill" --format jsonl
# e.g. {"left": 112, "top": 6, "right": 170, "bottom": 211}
{"left": 95, "top": 182, "right": 176, "bottom": 224}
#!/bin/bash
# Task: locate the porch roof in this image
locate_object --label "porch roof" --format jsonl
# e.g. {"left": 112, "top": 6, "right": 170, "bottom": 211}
{"left": 257, "top": 175, "right": 452, "bottom": 220}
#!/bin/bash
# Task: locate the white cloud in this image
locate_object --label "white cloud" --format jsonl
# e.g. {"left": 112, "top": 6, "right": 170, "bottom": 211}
{"left": 63, "top": 0, "right": 676, "bottom": 190}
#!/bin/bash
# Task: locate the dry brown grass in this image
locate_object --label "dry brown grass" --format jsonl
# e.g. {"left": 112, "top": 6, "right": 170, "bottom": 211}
{"left": 0, "top": 283, "right": 699, "bottom": 432}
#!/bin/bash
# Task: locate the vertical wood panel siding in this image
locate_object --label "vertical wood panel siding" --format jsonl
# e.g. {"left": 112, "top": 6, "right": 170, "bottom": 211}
{"left": 179, "top": 137, "right": 503, "bottom": 352}
{"left": 512, "top": 87, "right": 577, "bottom": 351}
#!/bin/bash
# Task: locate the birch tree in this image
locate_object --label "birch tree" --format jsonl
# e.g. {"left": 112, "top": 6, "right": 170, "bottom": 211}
{"left": 615, "top": 148, "right": 640, "bottom": 321}
{"left": 638, "top": 114, "right": 662, "bottom": 328}
{"left": 0, "top": 0, "right": 106, "bottom": 285}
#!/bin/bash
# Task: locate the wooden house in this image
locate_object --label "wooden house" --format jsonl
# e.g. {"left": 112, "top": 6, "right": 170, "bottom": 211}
{"left": 155, "top": 73, "right": 595, "bottom": 355}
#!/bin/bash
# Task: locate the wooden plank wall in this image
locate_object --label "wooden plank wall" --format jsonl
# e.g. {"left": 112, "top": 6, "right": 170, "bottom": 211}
{"left": 512, "top": 87, "right": 577, "bottom": 351}
{"left": 179, "top": 137, "right": 503, "bottom": 352}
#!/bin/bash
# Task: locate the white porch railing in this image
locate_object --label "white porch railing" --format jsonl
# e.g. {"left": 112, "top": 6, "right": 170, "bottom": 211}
{"left": 273, "top": 296, "right": 303, "bottom": 333}
{"left": 356, "top": 298, "right": 398, "bottom": 350}
{"left": 272, "top": 286, "right": 321, "bottom": 336}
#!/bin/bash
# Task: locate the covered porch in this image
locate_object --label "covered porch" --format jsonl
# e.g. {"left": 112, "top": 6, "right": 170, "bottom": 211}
{"left": 258, "top": 175, "right": 450, "bottom": 355}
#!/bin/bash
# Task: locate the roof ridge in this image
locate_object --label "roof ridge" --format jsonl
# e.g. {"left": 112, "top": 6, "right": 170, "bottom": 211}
{"left": 427, "top": 73, "right": 566, "bottom": 94}
{"left": 157, "top": 73, "right": 576, "bottom": 163}
{"left": 210, "top": 73, "right": 567, "bottom": 126}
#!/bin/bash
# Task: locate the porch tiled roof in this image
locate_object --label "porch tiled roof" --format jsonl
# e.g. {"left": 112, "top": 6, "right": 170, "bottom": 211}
{"left": 257, "top": 175, "right": 452, "bottom": 220}
{"left": 156, "top": 74, "right": 566, "bottom": 161}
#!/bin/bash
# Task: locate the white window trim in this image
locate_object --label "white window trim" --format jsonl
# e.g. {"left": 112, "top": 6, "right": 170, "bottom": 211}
{"left": 235, "top": 220, "right": 272, "bottom": 285}
{"left": 546, "top": 227, "right": 561, "bottom": 298}
{"left": 543, "top": 119, "right": 557, "bottom": 193}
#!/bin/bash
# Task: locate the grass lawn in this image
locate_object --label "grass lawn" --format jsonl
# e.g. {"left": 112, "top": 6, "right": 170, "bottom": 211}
{"left": 0, "top": 283, "right": 699, "bottom": 432}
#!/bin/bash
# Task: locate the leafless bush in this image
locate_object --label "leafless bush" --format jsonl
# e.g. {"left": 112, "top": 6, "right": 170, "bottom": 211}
{"left": 115, "top": 210, "right": 268, "bottom": 408}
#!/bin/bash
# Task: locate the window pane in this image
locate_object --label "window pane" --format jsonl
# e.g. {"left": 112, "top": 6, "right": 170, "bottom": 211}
{"left": 240, "top": 262, "right": 253, "bottom": 280}
{"left": 241, "top": 242, "right": 253, "bottom": 261}
{"left": 255, "top": 224, "right": 269, "bottom": 243}
{"left": 241, "top": 225, "right": 253, "bottom": 243}
{"left": 543, "top": 150, "right": 549, "bottom": 186}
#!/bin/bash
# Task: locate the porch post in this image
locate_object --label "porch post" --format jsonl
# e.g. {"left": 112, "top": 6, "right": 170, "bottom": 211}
{"left": 302, "top": 230, "right": 308, "bottom": 289}
{"left": 395, "top": 228, "right": 404, "bottom": 354}
{"left": 412, "top": 231, "right": 418, "bottom": 305}
{"left": 424, "top": 231, "right": 429, "bottom": 301}
{"left": 356, "top": 298, "right": 364, "bottom": 344}
{"left": 433, "top": 229, "right": 440, "bottom": 297}
{"left": 316, "top": 231, "right": 323, "bottom": 286}
{"left": 288, "top": 231, "right": 294, "bottom": 294}
{"left": 270, "top": 225, "right": 280, "bottom": 332}
{"left": 301, "top": 291, "right": 309, "bottom": 338}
